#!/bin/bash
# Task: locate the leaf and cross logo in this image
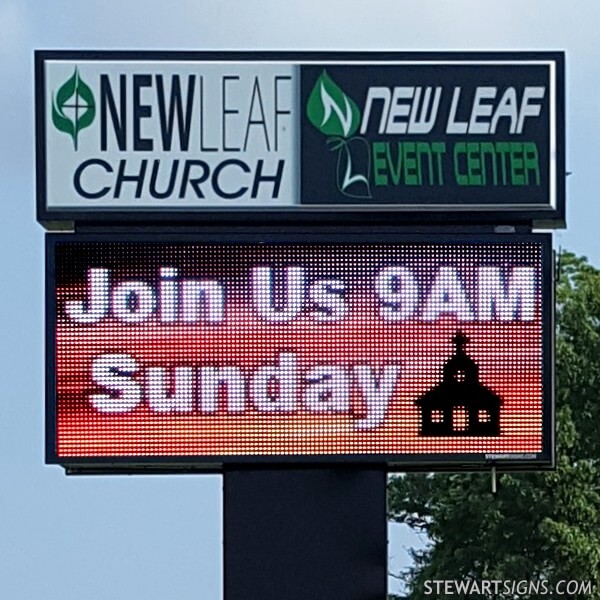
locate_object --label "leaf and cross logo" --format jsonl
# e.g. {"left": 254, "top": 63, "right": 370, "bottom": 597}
{"left": 306, "top": 71, "right": 372, "bottom": 198}
{"left": 51, "top": 67, "right": 96, "bottom": 150}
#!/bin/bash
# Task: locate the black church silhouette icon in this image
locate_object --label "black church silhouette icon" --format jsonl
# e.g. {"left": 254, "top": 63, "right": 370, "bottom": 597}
{"left": 416, "top": 331, "right": 502, "bottom": 437}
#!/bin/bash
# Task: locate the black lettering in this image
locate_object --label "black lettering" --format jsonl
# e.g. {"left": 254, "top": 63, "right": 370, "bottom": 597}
{"left": 212, "top": 159, "right": 249, "bottom": 199}
{"left": 133, "top": 75, "right": 153, "bottom": 151}
{"left": 115, "top": 159, "right": 147, "bottom": 198}
{"left": 149, "top": 160, "right": 179, "bottom": 199}
{"left": 199, "top": 76, "right": 217, "bottom": 152}
{"left": 74, "top": 159, "right": 112, "bottom": 199}
{"left": 100, "top": 75, "right": 127, "bottom": 151}
{"left": 179, "top": 160, "right": 210, "bottom": 198}
{"left": 222, "top": 76, "right": 240, "bottom": 151}
{"left": 274, "top": 76, "right": 291, "bottom": 152}
{"left": 243, "top": 77, "right": 270, "bottom": 151}
{"left": 251, "top": 160, "right": 284, "bottom": 199}
{"left": 156, "top": 75, "right": 195, "bottom": 151}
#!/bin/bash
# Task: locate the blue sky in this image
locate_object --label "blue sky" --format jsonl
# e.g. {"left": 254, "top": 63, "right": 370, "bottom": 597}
{"left": 1, "top": 1, "right": 598, "bottom": 598}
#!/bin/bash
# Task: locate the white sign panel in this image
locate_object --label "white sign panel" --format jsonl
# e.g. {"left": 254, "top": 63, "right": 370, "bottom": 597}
{"left": 44, "top": 61, "right": 298, "bottom": 208}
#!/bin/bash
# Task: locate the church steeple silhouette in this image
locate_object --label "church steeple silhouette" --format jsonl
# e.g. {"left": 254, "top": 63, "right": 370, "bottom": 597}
{"left": 416, "top": 331, "right": 502, "bottom": 437}
{"left": 443, "top": 331, "right": 478, "bottom": 384}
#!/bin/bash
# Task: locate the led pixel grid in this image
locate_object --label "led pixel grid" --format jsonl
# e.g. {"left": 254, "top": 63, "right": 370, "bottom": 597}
{"left": 48, "top": 235, "right": 552, "bottom": 469}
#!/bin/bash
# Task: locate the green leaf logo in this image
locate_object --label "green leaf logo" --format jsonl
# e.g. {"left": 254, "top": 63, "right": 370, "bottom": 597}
{"left": 306, "top": 70, "right": 361, "bottom": 138}
{"left": 52, "top": 67, "right": 96, "bottom": 150}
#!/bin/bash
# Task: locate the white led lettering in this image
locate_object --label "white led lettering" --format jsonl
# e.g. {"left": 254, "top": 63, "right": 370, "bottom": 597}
{"left": 199, "top": 366, "right": 246, "bottom": 413}
{"left": 375, "top": 266, "right": 419, "bottom": 321}
{"left": 251, "top": 266, "right": 305, "bottom": 322}
{"left": 181, "top": 280, "right": 224, "bottom": 323}
{"left": 353, "top": 365, "right": 402, "bottom": 430}
{"left": 145, "top": 366, "right": 194, "bottom": 413}
{"left": 90, "top": 353, "right": 142, "bottom": 413}
{"left": 65, "top": 267, "right": 110, "bottom": 324}
{"left": 308, "top": 279, "right": 347, "bottom": 322}
{"left": 477, "top": 266, "right": 536, "bottom": 321}
{"left": 303, "top": 366, "right": 350, "bottom": 412}
{"left": 422, "top": 266, "right": 474, "bottom": 321}
{"left": 250, "top": 352, "right": 298, "bottom": 412}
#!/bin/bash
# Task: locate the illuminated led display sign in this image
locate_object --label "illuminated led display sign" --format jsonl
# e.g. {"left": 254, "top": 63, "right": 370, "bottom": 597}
{"left": 46, "top": 233, "right": 553, "bottom": 471}
{"left": 36, "top": 51, "right": 565, "bottom": 226}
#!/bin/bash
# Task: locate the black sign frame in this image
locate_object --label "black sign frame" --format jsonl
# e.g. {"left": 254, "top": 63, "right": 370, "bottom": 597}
{"left": 46, "top": 230, "right": 554, "bottom": 474}
{"left": 36, "top": 51, "right": 565, "bottom": 228}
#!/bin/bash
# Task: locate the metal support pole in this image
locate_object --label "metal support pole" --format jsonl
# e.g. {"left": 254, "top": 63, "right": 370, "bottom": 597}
{"left": 224, "top": 467, "right": 387, "bottom": 600}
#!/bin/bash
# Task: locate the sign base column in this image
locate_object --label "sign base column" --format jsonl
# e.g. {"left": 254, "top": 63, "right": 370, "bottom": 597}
{"left": 224, "top": 467, "right": 387, "bottom": 600}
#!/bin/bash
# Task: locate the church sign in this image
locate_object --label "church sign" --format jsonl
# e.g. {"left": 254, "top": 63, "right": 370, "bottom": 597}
{"left": 36, "top": 51, "right": 565, "bottom": 227}
{"left": 46, "top": 232, "right": 553, "bottom": 472}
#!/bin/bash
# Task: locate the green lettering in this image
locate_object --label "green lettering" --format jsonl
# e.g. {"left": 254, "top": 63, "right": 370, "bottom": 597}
{"left": 510, "top": 142, "right": 525, "bottom": 185}
{"left": 403, "top": 142, "right": 419, "bottom": 185}
{"left": 454, "top": 142, "right": 468, "bottom": 186}
{"left": 467, "top": 142, "right": 483, "bottom": 186}
{"left": 523, "top": 142, "right": 540, "bottom": 185}
{"left": 495, "top": 142, "right": 511, "bottom": 185}
{"left": 386, "top": 143, "right": 403, "bottom": 185}
{"left": 416, "top": 142, "right": 433, "bottom": 185}
{"left": 372, "top": 142, "right": 388, "bottom": 186}
{"left": 431, "top": 142, "right": 446, "bottom": 185}
{"left": 480, "top": 143, "right": 497, "bottom": 185}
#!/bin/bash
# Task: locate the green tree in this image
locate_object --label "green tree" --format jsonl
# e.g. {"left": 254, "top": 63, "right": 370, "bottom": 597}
{"left": 388, "top": 252, "right": 600, "bottom": 599}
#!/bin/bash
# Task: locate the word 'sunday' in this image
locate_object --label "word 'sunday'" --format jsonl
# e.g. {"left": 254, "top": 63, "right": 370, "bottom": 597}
{"left": 89, "top": 352, "right": 400, "bottom": 430}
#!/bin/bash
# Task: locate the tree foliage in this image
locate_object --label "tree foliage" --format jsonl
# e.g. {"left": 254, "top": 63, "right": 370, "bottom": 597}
{"left": 388, "top": 252, "right": 600, "bottom": 599}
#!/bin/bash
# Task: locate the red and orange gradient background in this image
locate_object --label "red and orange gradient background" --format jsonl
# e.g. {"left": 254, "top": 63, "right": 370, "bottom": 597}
{"left": 50, "top": 239, "right": 550, "bottom": 466}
